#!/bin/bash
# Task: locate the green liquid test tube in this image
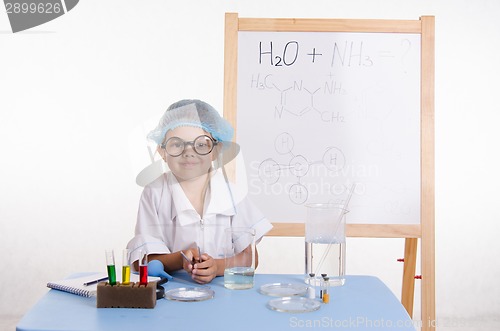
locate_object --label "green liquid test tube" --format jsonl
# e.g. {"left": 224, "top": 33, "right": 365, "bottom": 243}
{"left": 107, "top": 265, "right": 117, "bottom": 285}
{"left": 105, "top": 249, "right": 117, "bottom": 286}
{"left": 122, "top": 249, "right": 130, "bottom": 285}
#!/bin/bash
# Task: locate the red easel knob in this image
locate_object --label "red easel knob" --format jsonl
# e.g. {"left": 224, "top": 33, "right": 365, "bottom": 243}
{"left": 414, "top": 275, "right": 422, "bottom": 279}
{"left": 397, "top": 258, "right": 404, "bottom": 262}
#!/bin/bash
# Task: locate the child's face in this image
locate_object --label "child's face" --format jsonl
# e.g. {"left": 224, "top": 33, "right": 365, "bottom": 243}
{"left": 160, "top": 126, "right": 215, "bottom": 182}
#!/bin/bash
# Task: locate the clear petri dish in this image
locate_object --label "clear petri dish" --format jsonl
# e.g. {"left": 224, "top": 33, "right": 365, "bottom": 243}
{"left": 164, "top": 287, "right": 215, "bottom": 302}
{"left": 267, "top": 297, "right": 321, "bottom": 313}
{"left": 259, "top": 283, "right": 309, "bottom": 297}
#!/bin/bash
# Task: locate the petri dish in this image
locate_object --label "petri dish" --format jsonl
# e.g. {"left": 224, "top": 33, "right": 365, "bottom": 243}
{"left": 164, "top": 287, "right": 214, "bottom": 302}
{"left": 267, "top": 297, "right": 321, "bottom": 313}
{"left": 259, "top": 283, "right": 308, "bottom": 297}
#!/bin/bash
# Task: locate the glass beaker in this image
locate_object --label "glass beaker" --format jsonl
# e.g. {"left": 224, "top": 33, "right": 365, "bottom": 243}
{"left": 224, "top": 227, "right": 256, "bottom": 290}
{"left": 305, "top": 203, "right": 348, "bottom": 287}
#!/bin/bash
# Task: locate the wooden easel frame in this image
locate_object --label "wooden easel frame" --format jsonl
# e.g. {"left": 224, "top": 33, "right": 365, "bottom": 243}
{"left": 223, "top": 13, "right": 435, "bottom": 330}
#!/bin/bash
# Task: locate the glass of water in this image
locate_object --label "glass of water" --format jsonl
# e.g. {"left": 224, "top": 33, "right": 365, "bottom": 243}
{"left": 224, "top": 227, "right": 256, "bottom": 290}
{"left": 305, "top": 203, "right": 348, "bottom": 287}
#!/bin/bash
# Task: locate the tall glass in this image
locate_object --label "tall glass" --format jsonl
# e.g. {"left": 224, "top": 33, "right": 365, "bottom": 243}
{"left": 305, "top": 203, "right": 348, "bottom": 286}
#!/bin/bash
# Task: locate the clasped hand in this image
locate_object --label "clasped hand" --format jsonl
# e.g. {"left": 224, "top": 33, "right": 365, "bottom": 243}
{"left": 182, "top": 249, "right": 218, "bottom": 284}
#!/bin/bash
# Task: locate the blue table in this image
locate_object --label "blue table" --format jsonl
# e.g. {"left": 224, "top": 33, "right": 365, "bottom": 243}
{"left": 17, "top": 274, "right": 415, "bottom": 331}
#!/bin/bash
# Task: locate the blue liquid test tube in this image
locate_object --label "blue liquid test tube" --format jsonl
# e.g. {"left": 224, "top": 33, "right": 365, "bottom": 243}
{"left": 105, "top": 249, "right": 116, "bottom": 286}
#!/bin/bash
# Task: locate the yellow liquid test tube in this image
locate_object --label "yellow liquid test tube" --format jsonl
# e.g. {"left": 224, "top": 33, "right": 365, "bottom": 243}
{"left": 122, "top": 249, "right": 131, "bottom": 285}
{"left": 322, "top": 277, "right": 330, "bottom": 304}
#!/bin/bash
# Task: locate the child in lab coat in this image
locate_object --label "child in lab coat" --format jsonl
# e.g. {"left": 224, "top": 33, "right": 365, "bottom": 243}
{"left": 127, "top": 99, "right": 272, "bottom": 284}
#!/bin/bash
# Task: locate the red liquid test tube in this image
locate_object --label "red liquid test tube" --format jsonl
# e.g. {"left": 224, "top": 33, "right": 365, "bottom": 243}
{"left": 139, "top": 249, "right": 148, "bottom": 286}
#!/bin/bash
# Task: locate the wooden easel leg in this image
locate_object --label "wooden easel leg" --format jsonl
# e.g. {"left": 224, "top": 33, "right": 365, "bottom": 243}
{"left": 401, "top": 238, "right": 418, "bottom": 317}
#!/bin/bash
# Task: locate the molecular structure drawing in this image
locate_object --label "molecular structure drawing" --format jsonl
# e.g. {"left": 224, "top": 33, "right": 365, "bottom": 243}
{"left": 258, "top": 132, "right": 346, "bottom": 205}
{"left": 251, "top": 73, "right": 347, "bottom": 123}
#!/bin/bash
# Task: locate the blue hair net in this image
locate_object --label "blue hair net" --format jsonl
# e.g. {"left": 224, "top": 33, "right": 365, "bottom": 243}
{"left": 147, "top": 99, "right": 234, "bottom": 144}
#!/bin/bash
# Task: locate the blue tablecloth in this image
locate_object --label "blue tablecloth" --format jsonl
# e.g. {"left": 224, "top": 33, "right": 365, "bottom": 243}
{"left": 17, "top": 274, "right": 415, "bottom": 331}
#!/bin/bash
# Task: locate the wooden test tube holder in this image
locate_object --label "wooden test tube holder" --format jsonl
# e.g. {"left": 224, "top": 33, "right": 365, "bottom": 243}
{"left": 96, "top": 282, "right": 156, "bottom": 309}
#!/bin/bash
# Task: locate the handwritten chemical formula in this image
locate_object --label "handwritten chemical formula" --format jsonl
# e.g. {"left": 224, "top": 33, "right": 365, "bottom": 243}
{"left": 247, "top": 38, "right": 412, "bottom": 123}
{"left": 257, "top": 40, "right": 374, "bottom": 67}
{"left": 249, "top": 73, "right": 347, "bottom": 123}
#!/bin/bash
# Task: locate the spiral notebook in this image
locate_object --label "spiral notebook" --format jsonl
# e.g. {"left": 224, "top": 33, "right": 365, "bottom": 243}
{"left": 47, "top": 272, "right": 161, "bottom": 297}
{"left": 47, "top": 273, "right": 107, "bottom": 297}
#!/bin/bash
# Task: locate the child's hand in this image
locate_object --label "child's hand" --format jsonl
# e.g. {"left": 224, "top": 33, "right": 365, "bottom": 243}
{"left": 191, "top": 254, "right": 217, "bottom": 284}
{"left": 180, "top": 249, "right": 197, "bottom": 274}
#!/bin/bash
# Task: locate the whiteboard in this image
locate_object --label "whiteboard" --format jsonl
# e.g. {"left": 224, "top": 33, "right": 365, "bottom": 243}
{"left": 236, "top": 31, "right": 421, "bottom": 225}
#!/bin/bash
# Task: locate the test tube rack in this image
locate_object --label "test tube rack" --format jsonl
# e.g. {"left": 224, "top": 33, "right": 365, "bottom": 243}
{"left": 96, "top": 282, "right": 156, "bottom": 309}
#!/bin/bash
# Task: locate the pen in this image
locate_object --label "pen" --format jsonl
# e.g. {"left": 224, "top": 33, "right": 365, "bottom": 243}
{"left": 83, "top": 277, "right": 108, "bottom": 286}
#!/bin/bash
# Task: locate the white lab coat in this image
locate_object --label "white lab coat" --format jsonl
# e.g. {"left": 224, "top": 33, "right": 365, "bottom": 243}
{"left": 127, "top": 170, "right": 273, "bottom": 265}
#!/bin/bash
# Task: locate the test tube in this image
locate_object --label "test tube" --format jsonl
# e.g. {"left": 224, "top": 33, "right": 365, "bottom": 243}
{"left": 122, "top": 249, "right": 130, "bottom": 285}
{"left": 320, "top": 278, "right": 323, "bottom": 299}
{"left": 139, "top": 249, "right": 148, "bottom": 286}
{"left": 105, "top": 249, "right": 117, "bottom": 286}
{"left": 307, "top": 286, "right": 315, "bottom": 299}
{"left": 322, "top": 277, "right": 330, "bottom": 304}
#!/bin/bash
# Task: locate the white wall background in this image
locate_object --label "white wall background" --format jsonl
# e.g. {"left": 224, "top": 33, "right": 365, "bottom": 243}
{"left": 1, "top": 0, "right": 499, "bottom": 330}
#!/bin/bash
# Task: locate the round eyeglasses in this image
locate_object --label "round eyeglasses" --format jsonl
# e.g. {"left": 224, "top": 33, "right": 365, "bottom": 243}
{"left": 160, "top": 135, "right": 217, "bottom": 157}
